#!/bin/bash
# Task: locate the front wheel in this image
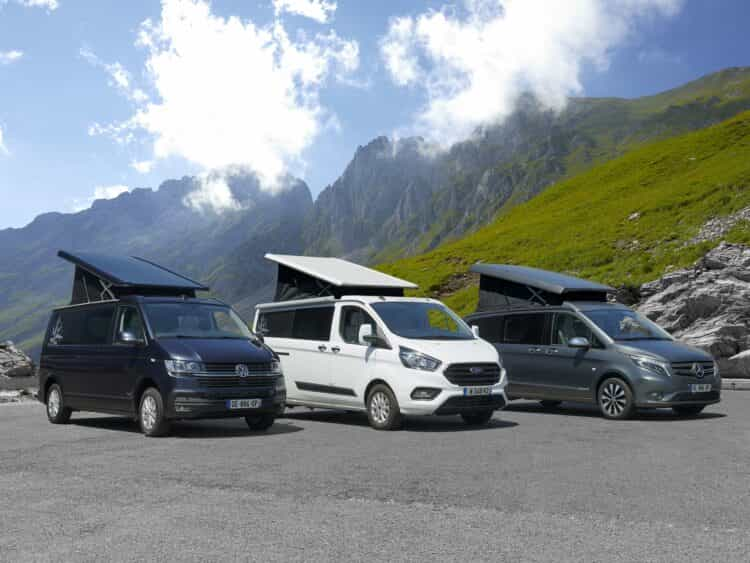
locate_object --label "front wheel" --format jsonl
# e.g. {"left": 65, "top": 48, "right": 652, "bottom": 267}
{"left": 366, "top": 384, "right": 402, "bottom": 430}
{"left": 139, "top": 388, "right": 170, "bottom": 437}
{"left": 672, "top": 405, "right": 706, "bottom": 417}
{"left": 46, "top": 384, "right": 72, "bottom": 424}
{"left": 245, "top": 414, "right": 276, "bottom": 431}
{"left": 461, "top": 410, "right": 494, "bottom": 426}
{"left": 598, "top": 377, "right": 635, "bottom": 420}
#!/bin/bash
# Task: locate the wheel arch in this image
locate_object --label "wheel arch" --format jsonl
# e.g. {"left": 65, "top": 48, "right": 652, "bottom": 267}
{"left": 363, "top": 379, "right": 391, "bottom": 407}
{"left": 42, "top": 376, "right": 58, "bottom": 403}
{"left": 594, "top": 370, "right": 634, "bottom": 401}
{"left": 133, "top": 377, "right": 161, "bottom": 414}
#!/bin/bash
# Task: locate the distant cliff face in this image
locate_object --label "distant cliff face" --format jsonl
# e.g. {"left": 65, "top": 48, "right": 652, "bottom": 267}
{"left": 0, "top": 173, "right": 313, "bottom": 355}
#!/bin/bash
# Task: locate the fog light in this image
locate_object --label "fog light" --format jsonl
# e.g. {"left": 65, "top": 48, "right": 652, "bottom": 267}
{"left": 411, "top": 387, "right": 441, "bottom": 400}
{"left": 649, "top": 392, "right": 663, "bottom": 401}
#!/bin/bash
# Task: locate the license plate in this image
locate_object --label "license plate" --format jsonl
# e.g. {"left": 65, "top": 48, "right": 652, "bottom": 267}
{"left": 689, "top": 384, "right": 712, "bottom": 393}
{"left": 464, "top": 386, "right": 491, "bottom": 396}
{"left": 227, "top": 398, "right": 262, "bottom": 409}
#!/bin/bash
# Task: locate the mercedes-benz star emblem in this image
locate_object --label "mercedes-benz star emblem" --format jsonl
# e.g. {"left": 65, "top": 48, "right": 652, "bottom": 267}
{"left": 236, "top": 364, "right": 250, "bottom": 378}
{"left": 692, "top": 363, "right": 705, "bottom": 379}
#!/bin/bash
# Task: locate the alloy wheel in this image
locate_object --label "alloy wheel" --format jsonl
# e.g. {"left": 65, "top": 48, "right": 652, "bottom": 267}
{"left": 47, "top": 388, "right": 61, "bottom": 418}
{"left": 601, "top": 381, "right": 627, "bottom": 417}
{"left": 370, "top": 391, "right": 391, "bottom": 425}
{"left": 141, "top": 395, "right": 158, "bottom": 432}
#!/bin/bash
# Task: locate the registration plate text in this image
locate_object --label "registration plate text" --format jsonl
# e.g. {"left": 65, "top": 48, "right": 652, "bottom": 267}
{"left": 689, "top": 384, "right": 712, "bottom": 393}
{"left": 227, "top": 398, "right": 262, "bottom": 409}
{"left": 464, "top": 386, "right": 492, "bottom": 396}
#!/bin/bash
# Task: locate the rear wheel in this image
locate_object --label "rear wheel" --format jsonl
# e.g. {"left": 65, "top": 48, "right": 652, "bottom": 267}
{"left": 672, "top": 404, "right": 706, "bottom": 417}
{"left": 461, "top": 410, "right": 494, "bottom": 426}
{"left": 598, "top": 377, "right": 635, "bottom": 420}
{"left": 46, "top": 384, "right": 72, "bottom": 424}
{"left": 245, "top": 414, "right": 276, "bottom": 431}
{"left": 366, "top": 384, "right": 402, "bottom": 430}
{"left": 139, "top": 388, "right": 170, "bottom": 437}
{"left": 539, "top": 400, "right": 562, "bottom": 409}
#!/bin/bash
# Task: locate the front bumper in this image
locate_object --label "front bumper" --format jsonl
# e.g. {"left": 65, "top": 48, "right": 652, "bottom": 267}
{"left": 399, "top": 383, "right": 508, "bottom": 416}
{"left": 167, "top": 388, "right": 286, "bottom": 419}
{"left": 634, "top": 372, "right": 721, "bottom": 408}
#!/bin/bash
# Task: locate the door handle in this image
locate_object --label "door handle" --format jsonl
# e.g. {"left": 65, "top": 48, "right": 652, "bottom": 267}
{"left": 318, "top": 345, "right": 327, "bottom": 352}
{"left": 331, "top": 346, "right": 341, "bottom": 353}
{"left": 547, "top": 348, "right": 559, "bottom": 354}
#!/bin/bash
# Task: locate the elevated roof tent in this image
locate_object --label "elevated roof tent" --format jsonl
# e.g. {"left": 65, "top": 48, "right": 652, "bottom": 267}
{"left": 265, "top": 253, "right": 417, "bottom": 301}
{"left": 470, "top": 263, "right": 615, "bottom": 312}
{"left": 58, "top": 250, "right": 209, "bottom": 305}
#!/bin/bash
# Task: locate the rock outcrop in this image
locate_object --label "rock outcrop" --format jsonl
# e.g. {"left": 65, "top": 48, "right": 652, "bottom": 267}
{"left": 0, "top": 341, "right": 35, "bottom": 378}
{"left": 637, "top": 243, "right": 750, "bottom": 377}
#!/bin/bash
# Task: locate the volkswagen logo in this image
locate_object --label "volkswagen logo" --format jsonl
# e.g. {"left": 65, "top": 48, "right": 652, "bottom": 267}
{"left": 470, "top": 367, "right": 483, "bottom": 375}
{"left": 692, "top": 363, "right": 705, "bottom": 379}
{"left": 235, "top": 364, "right": 250, "bottom": 378}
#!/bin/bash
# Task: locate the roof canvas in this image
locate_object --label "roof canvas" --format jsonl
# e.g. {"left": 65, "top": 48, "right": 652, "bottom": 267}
{"left": 470, "top": 264, "right": 614, "bottom": 295}
{"left": 265, "top": 254, "right": 417, "bottom": 289}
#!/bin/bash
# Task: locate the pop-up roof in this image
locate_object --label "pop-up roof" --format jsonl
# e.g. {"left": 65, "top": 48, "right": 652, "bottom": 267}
{"left": 470, "top": 263, "right": 614, "bottom": 312}
{"left": 58, "top": 250, "right": 209, "bottom": 305}
{"left": 265, "top": 253, "right": 417, "bottom": 301}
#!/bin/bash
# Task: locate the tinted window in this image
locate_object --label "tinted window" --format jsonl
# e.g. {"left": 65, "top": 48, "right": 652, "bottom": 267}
{"left": 340, "top": 306, "right": 377, "bottom": 345}
{"left": 371, "top": 302, "right": 474, "bottom": 340}
{"left": 116, "top": 307, "right": 146, "bottom": 342}
{"left": 48, "top": 305, "right": 115, "bottom": 346}
{"left": 142, "top": 303, "right": 252, "bottom": 339}
{"left": 584, "top": 309, "right": 672, "bottom": 341}
{"left": 292, "top": 307, "right": 334, "bottom": 341}
{"left": 552, "top": 313, "right": 599, "bottom": 347}
{"left": 258, "top": 310, "right": 294, "bottom": 338}
{"left": 502, "top": 313, "right": 548, "bottom": 345}
{"left": 472, "top": 316, "right": 503, "bottom": 344}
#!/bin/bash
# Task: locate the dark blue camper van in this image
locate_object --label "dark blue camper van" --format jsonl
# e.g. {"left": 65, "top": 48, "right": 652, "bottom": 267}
{"left": 38, "top": 251, "right": 285, "bottom": 436}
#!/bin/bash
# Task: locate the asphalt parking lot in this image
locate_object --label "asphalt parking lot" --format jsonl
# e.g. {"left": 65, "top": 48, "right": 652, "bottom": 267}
{"left": 1, "top": 395, "right": 748, "bottom": 562}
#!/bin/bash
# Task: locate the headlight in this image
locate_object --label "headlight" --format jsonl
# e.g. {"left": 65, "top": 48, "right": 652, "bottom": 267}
{"left": 270, "top": 360, "right": 282, "bottom": 374}
{"left": 399, "top": 347, "right": 441, "bottom": 371}
{"left": 714, "top": 361, "right": 720, "bottom": 379}
{"left": 164, "top": 359, "right": 205, "bottom": 377}
{"left": 629, "top": 355, "right": 670, "bottom": 378}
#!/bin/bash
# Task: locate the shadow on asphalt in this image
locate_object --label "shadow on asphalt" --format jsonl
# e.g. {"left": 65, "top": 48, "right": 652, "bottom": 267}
{"left": 505, "top": 401, "right": 726, "bottom": 421}
{"left": 282, "top": 408, "right": 518, "bottom": 432}
{"left": 70, "top": 416, "right": 303, "bottom": 438}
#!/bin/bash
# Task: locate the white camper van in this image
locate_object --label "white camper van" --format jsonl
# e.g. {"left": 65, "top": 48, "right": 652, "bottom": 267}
{"left": 253, "top": 254, "right": 507, "bottom": 430}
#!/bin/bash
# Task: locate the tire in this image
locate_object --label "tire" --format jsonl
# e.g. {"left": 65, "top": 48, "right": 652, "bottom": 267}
{"left": 672, "top": 404, "right": 706, "bottom": 417}
{"left": 245, "top": 414, "right": 276, "bottom": 431}
{"left": 461, "top": 410, "right": 494, "bottom": 426}
{"left": 598, "top": 377, "right": 635, "bottom": 420}
{"left": 46, "top": 383, "right": 72, "bottom": 424}
{"left": 138, "top": 387, "right": 170, "bottom": 437}
{"left": 539, "top": 400, "right": 562, "bottom": 409}
{"left": 366, "top": 384, "right": 402, "bottom": 430}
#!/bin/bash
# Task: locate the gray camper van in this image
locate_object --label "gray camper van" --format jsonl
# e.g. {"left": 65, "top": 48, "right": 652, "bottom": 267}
{"left": 464, "top": 264, "right": 720, "bottom": 420}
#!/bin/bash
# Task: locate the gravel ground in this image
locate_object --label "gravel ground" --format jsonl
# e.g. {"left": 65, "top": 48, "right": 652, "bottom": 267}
{"left": 1, "top": 395, "right": 748, "bottom": 562}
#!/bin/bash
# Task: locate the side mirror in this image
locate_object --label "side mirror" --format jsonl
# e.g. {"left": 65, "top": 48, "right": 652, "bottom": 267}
{"left": 569, "top": 336, "right": 591, "bottom": 349}
{"left": 358, "top": 324, "right": 379, "bottom": 346}
{"left": 471, "top": 325, "right": 480, "bottom": 338}
{"left": 119, "top": 331, "right": 144, "bottom": 346}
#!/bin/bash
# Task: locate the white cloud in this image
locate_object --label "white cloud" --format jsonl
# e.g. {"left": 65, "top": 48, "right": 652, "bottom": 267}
{"left": 3, "top": 0, "right": 59, "bottom": 11}
{"left": 90, "top": 0, "right": 358, "bottom": 212}
{"left": 273, "top": 0, "right": 336, "bottom": 23}
{"left": 80, "top": 47, "right": 149, "bottom": 103}
{"left": 381, "top": 0, "right": 684, "bottom": 144}
{"left": 0, "top": 50, "right": 23, "bottom": 65}
{"left": 130, "top": 159, "right": 154, "bottom": 174}
{"left": 184, "top": 171, "right": 242, "bottom": 213}
{"left": 72, "top": 184, "right": 131, "bottom": 212}
{"left": 0, "top": 126, "right": 8, "bottom": 155}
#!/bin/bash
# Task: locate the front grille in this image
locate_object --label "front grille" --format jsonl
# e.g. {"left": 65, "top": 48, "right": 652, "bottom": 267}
{"left": 203, "top": 362, "right": 273, "bottom": 374}
{"left": 195, "top": 376, "right": 276, "bottom": 388}
{"left": 671, "top": 361, "right": 715, "bottom": 379}
{"left": 435, "top": 395, "right": 506, "bottom": 415}
{"left": 443, "top": 363, "right": 501, "bottom": 386}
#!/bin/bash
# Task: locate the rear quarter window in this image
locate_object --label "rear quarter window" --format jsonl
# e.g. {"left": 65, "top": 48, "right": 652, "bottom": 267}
{"left": 46, "top": 305, "right": 116, "bottom": 346}
{"left": 472, "top": 316, "right": 504, "bottom": 343}
{"left": 258, "top": 306, "right": 334, "bottom": 341}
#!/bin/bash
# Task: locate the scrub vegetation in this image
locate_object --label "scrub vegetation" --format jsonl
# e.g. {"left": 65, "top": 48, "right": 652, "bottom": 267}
{"left": 378, "top": 110, "right": 750, "bottom": 316}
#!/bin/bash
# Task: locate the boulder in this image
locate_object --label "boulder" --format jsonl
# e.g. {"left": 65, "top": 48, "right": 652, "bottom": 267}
{"left": 636, "top": 243, "right": 750, "bottom": 377}
{"left": 0, "top": 341, "right": 35, "bottom": 379}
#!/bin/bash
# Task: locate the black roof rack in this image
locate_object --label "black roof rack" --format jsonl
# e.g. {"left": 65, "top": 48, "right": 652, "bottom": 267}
{"left": 470, "top": 263, "right": 614, "bottom": 312}
{"left": 58, "top": 250, "right": 209, "bottom": 305}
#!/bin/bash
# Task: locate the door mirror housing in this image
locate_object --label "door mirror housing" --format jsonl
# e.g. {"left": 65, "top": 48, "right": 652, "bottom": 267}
{"left": 568, "top": 336, "right": 591, "bottom": 349}
{"left": 471, "top": 325, "right": 480, "bottom": 338}
{"left": 118, "top": 331, "right": 144, "bottom": 346}
{"left": 358, "top": 324, "right": 387, "bottom": 348}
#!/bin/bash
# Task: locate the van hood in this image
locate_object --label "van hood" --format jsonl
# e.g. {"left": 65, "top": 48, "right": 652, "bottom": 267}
{"left": 615, "top": 339, "right": 713, "bottom": 363}
{"left": 399, "top": 338, "right": 500, "bottom": 365}
{"left": 154, "top": 337, "right": 274, "bottom": 364}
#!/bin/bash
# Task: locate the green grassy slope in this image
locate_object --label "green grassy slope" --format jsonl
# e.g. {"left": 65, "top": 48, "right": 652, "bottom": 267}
{"left": 378, "top": 110, "right": 750, "bottom": 316}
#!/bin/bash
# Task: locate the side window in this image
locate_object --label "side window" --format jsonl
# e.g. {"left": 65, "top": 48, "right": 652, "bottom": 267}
{"left": 258, "top": 310, "right": 294, "bottom": 338}
{"left": 47, "top": 306, "right": 115, "bottom": 345}
{"left": 292, "top": 307, "right": 334, "bottom": 341}
{"left": 116, "top": 307, "right": 146, "bottom": 342}
{"left": 552, "top": 313, "right": 599, "bottom": 347}
{"left": 502, "top": 313, "right": 549, "bottom": 345}
{"left": 339, "top": 306, "right": 377, "bottom": 345}
{"left": 83, "top": 305, "right": 116, "bottom": 345}
{"left": 473, "top": 316, "right": 503, "bottom": 344}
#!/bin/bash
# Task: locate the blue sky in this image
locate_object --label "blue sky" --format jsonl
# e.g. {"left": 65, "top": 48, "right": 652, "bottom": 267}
{"left": 0, "top": 0, "right": 748, "bottom": 229}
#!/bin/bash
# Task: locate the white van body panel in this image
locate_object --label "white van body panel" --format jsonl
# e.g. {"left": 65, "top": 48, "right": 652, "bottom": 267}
{"left": 253, "top": 296, "right": 508, "bottom": 417}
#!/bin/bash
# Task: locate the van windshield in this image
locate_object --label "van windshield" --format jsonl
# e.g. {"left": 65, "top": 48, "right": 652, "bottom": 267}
{"left": 584, "top": 309, "right": 672, "bottom": 341}
{"left": 371, "top": 301, "right": 474, "bottom": 340}
{"left": 142, "top": 303, "right": 253, "bottom": 340}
